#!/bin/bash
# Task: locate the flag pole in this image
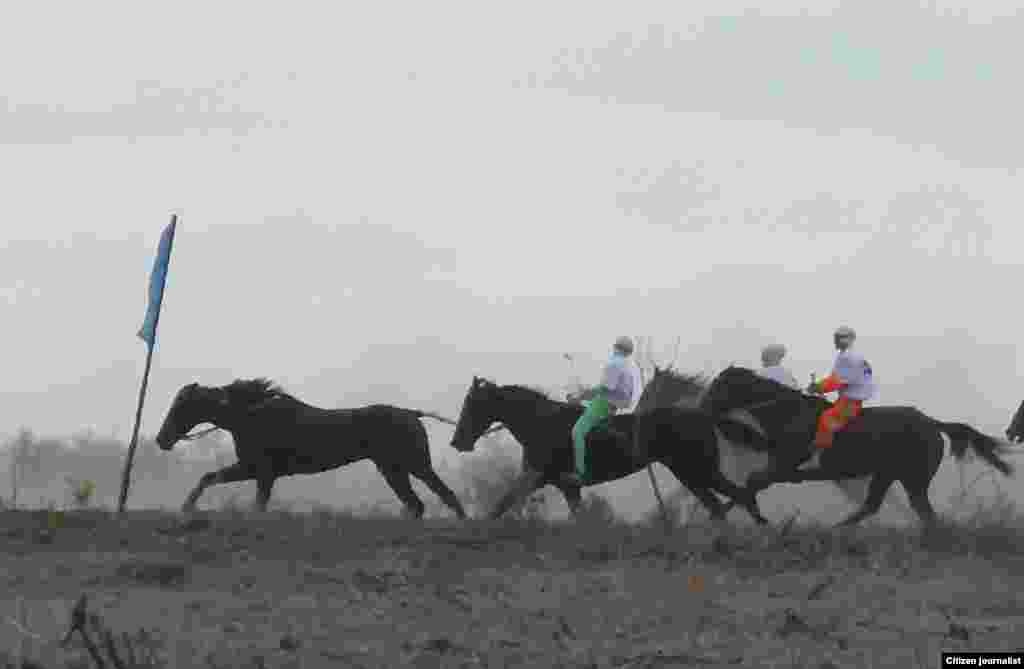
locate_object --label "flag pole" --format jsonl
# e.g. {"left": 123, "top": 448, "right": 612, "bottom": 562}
{"left": 118, "top": 340, "right": 156, "bottom": 513}
{"left": 118, "top": 214, "right": 178, "bottom": 513}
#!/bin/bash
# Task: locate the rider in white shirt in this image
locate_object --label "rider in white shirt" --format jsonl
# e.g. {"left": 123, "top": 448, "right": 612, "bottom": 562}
{"left": 756, "top": 344, "right": 800, "bottom": 389}
{"left": 802, "top": 325, "right": 877, "bottom": 469}
{"left": 562, "top": 336, "right": 640, "bottom": 486}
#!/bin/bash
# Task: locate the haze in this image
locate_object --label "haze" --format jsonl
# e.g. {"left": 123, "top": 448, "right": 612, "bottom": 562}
{"left": 2, "top": 1, "right": 1022, "bottom": 521}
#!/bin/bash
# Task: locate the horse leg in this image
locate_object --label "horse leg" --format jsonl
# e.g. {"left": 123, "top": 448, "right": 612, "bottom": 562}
{"left": 746, "top": 461, "right": 793, "bottom": 493}
{"left": 687, "top": 485, "right": 730, "bottom": 523}
{"left": 254, "top": 475, "right": 276, "bottom": 512}
{"left": 835, "top": 475, "right": 893, "bottom": 528}
{"left": 553, "top": 481, "right": 582, "bottom": 516}
{"left": 660, "top": 460, "right": 728, "bottom": 523}
{"left": 707, "top": 469, "right": 768, "bottom": 525}
{"left": 412, "top": 467, "right": 467, "bottom": 519}
{"left": 489, "top": 468, "right": 544, "bottom": 520}
{"left": 182, "top": 462, "right": 255, "bottom": 513}
{"left": 903, "top": 482, "right": 940, "bottom": 530}
{"left": 377, "top": 465, "right": 426, "bottom": 519}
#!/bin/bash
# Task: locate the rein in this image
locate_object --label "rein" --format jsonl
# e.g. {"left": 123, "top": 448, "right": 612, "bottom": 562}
{"left": 180, "top": 426, "right": 221, "bottom": 441}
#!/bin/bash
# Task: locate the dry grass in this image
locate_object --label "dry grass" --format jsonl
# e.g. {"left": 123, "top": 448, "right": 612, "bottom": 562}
{"left": 0, "top": 499, "right": 1022, "bottom": 668}
{"left": 3, "top": 406, "right": 1023, "bottom": 667}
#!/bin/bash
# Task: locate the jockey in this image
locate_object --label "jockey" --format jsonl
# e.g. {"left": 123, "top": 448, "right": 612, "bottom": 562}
{"left": 562, "top": 336, "right": 640, "bottom": 486}
{"left": 802, "top": 325, "right": 876, "bottom": 468}
{"left": 756, "top": 343, "right": 800, "bottom": 389}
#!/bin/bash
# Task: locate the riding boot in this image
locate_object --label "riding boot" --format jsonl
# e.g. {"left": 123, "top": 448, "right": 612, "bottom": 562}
{"left": 799, "top": 432, "right": 832, "bottom": 471}
{"left": 560, "top": 471, "right": 584, "bottom": 487}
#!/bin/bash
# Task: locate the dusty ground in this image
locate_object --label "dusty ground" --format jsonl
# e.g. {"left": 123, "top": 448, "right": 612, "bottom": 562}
{"left": 1, "top": 506, "right": 1024, "bottom": 668}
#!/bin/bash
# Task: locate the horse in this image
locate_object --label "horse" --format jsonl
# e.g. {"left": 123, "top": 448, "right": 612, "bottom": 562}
{"left": 449, "top": 376, "right": 770, "bottom": 523}
{"left": 640, "top": 364, "right": 918, "bottom": 520}
{"left": 155, "top": 378, "right": 467, "bottom": 518}
{"left": 697, "top": 365, "right": 1017, "bottom": 528}
{"left": 1006, "top": 400, "right": 1024, "bottom": 443}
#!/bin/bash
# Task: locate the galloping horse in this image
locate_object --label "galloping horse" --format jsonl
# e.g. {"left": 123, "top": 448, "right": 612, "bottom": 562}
{"left": 698, "top": 366, "right": 1016, "bottom": 528}
{"left": 155, "top": 378, "right": 467, "bottom": 517}
{"left": 449, "top": 376, "right": 770, "bottom": 523}
{"left": 640, "top": 365, "right": 915, "bottom": 519}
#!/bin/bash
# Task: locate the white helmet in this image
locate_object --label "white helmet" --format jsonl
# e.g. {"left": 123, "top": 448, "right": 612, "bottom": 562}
{"left": 613, "top": 336, "right": 634, "bottom": 355}
{"left": 834, "top": 325, "right": 856, "bottom": 340}
{"left": 761, "top": 344, "right": 786, "bottom": 366}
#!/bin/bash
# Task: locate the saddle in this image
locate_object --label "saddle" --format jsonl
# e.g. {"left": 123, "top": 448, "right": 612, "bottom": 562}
{"left": 587, "top": 417, "right": 632, "bottom": 451}
{"left": 815, "top": 404, "right": 873, "bottom": 429}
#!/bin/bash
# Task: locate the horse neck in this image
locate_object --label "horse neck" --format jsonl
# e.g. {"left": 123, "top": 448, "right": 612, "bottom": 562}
{"left": 494, "top": 387, "right": 573, "bottom": 431}
{"left": 651, "top": 381, "right": 686, "bottom": 405}
{"left": 745, "top": 388, "right": 821, "bottom": 435}
{"left": 219, "top": 393, "right": 300, "bottom": 432}
{"left": 194, "top": 405, "right": 239, "bottom": 434}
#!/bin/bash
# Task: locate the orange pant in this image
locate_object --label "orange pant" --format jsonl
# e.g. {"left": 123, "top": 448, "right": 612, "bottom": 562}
{"left": 815, "top": 396, "right": 862, "bottom": 448}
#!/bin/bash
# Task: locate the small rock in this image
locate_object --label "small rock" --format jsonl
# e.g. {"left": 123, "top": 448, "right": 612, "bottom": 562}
{"left": 280, "top": 634, "right": 300, "bottom": 651}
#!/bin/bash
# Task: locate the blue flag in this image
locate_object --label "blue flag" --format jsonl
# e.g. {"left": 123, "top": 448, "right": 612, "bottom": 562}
{"left": 137, "top": 217, "right": 178, "bottom": 348}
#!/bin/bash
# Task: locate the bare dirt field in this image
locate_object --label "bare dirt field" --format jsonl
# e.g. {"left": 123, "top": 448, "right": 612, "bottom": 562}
{"left": 2, "top": 505, "right": 1024, "bottom": 669}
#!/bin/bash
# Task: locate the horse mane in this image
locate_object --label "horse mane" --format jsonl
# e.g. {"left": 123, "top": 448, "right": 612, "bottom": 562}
{"left": 652, "top": 367, "right": 709, "bottom": 393}
{"left": 636, "top": 366, "right": 710, "bottom": 410}
{"left": 502, "top": 383, "right": 565, "bottom": 405}
{"left": 735, "top": 366, "right": 801, "bottom": 394}
{"left": 224, "top": 378, "right": 300, "bottom": 406}
{"left": 501, "top": 381, "right": 577, "bottom": 407}
{"left": 718, "top": 366, "right": 831, "bottom": 408}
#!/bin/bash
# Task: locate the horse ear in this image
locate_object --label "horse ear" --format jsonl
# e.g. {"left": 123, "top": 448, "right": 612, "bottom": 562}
{"left": 211, "top": 387, "right": 230, "bottom": 406}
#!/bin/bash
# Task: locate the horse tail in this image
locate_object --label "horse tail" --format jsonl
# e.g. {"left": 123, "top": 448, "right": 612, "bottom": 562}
{"left": 933, "top": 419, "right": 1015, "bottom": 476}
{"left": 712, "top": 414, "right": 777, "bottom": 452}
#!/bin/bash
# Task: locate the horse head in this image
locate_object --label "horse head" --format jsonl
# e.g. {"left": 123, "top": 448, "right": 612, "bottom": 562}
{"left": 450, "top": 376, "right": 500, "bottom": 452}
{"left": 155, "top": 382, "right": 230, "bottom": 450}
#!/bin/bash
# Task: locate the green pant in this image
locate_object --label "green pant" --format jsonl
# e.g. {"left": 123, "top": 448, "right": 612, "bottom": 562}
{"left": 572, "top": 392, "right": 615, "bottom": 481}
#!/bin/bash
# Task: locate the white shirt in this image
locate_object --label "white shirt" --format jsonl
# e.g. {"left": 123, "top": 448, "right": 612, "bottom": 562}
{"left": 624, "top": 358, "right": 644, "bottom": 413}
{"left": 831, "top": 349, "right": 876, "bottom": 401}
{"left": 756, "top": 365, "right": 800, "bottom": 390}
{"left": 600, "top": 353, "right": 641, "bottom": 411}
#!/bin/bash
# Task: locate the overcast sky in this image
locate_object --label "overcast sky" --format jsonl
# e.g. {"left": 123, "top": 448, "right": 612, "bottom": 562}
{"left": 2, "top": 0, "right": 1023, "bottom": 500}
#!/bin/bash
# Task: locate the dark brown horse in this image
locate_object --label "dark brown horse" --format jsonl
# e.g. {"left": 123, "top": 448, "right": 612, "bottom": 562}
{"left": 449, "top": 377, "right": 770, "bottom": 523}
{"left": 698, "top": 366, "right": 1018, "bottom": 528}
{"left": 155, "top": 378, "right": 466, "bottom": 517}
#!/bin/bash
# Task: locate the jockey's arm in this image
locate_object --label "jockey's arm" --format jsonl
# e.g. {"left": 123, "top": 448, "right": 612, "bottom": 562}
{"left": 576, "top": 386, "right": 606, "bottom": 401}
{"left": 814, "top": 373, "right": 848, "bottom": 394}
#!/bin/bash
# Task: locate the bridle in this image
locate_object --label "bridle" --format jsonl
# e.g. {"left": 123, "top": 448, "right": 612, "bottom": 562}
{"left": 171, "top": 386, "right": 287, "bottom": 442}
{"left": 179, "top": 425, "right": 221, "bottom": 441}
